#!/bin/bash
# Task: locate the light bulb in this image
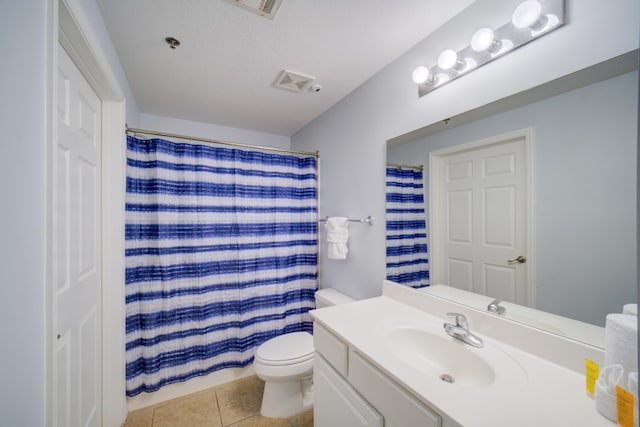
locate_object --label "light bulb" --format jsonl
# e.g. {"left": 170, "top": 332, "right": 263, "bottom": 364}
{"left": 412, "top": 66, "right": 430, "bottom": 84}
{"left": 512, "top": 0, "right": 545, "bottom": 29}
{"left": 438, "top": 49, "right": 465, "bottom": 71}
{"left": 470, "top": 27, "right": 502, "bottom": 53}
{"left": 437, "top": 49, "right": 456, "bottom": 70}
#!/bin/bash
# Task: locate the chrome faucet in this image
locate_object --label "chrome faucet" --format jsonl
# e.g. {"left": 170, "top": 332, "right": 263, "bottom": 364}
{"left": 487, "top": 298, "right": 506, "bottom": 315}
{"left": 443, "top": 313, "right": 484, "bottom": 348}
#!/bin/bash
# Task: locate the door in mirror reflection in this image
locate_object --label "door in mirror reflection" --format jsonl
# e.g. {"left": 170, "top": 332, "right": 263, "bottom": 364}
{"left": 430, "top": 130, "right": 533, "bottom": 306}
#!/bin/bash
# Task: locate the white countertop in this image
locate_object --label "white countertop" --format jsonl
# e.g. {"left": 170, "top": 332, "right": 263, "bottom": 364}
{"left": 311, "top": 291, "right": 615, "bottom": 427}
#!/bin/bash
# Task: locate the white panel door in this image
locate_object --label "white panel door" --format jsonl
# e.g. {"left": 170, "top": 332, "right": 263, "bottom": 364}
{"left": 54, "top": 44, "right": 102, "bottom": 427}
{"left": 438, "top": 135, "right": 530, "bottom": 306}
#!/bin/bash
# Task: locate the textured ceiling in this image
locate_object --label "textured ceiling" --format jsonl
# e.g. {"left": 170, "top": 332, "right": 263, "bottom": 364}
{"left": 96, "top": 0, "right": 475, "bottom": 136}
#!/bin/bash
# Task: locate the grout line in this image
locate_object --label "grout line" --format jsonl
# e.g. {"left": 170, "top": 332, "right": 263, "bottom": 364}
{"left": 213, "top": 387, "right": 225, "bottom": 427}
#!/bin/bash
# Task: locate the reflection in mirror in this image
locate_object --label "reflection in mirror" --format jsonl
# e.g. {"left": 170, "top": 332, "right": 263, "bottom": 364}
{"left": 385, "top": 164, "right": 429, "bottom": 288}
{"left": 421, "top": 285, "right": 605, "bottom": 348}
{"left": 386, "top": 51, "right": 638, "bottom": 347}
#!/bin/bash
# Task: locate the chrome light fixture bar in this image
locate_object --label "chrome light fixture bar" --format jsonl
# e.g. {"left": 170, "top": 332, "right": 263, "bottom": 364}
{"left": 413, "top": 0, "right": 565, "bottom": 97}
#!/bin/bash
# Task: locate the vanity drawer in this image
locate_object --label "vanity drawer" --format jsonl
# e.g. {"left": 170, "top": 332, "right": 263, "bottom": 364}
{"left": 313, "top": 322, "right": 348, "bottom": 376}
{"left": 348, "top": 350, "right": 441, "bottom": 427}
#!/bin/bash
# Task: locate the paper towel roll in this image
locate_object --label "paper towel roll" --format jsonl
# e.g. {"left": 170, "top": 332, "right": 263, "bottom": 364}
{"left": 595, "top": 364, "right": 624, "bottom": 421}
{"left": 624, "top": 304, "right": 637, "bottom": 316}
{"left": 604, "top": 313, "right": 638, "bottom": 379}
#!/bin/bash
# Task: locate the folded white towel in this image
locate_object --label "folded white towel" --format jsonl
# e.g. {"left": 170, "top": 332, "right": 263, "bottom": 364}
{"left": 624, "top": 304, "right": 637, "bottom": 316}
{"left": 605, "top": 313, "right": 638, "bottom": 380}
{"left": 595, "top": 364, "right": 624, "bottom": 421}
{"left": 326, "top": 217, "right": 349, "bottom": 260}
{"left": 629, "top": 372, "right": 638, "bottom": 395}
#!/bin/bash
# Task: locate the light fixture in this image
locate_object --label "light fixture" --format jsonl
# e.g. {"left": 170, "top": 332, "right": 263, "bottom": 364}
{"left": 470, "top": 27, "right": 501, "bottom": 53}
{"left": 412, "top": 0, "right": 564, "bottom": 97}
{"left": 512, "top": 0, "right": 547, "bottom": 30}
{"left": 411, "top": 66, "right": 436, "bottom": 85}
{"left": 438, "top": 49, "right": 467, "bottom": 71}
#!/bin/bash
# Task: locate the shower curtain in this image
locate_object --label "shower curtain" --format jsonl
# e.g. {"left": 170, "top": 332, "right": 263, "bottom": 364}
{"left": 385, "top": 166, "right": 429, "bottom": 288}
{"left": 125, "top": 135, "right": 318, "bottom": 396}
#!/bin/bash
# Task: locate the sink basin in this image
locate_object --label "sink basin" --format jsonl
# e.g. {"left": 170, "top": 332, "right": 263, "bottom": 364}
{"left": 382, "top": 327, "right": 527, "bottom": 389}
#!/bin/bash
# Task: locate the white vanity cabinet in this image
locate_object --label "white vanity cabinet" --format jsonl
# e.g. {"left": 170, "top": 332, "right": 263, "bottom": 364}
{"left": 315, "top": 353, "right": 383, "bottom": 427}
{"left": 314, "top": 322, "right": 449, "bottom": 427}
{"left": 311, "top": 286, "right": 612, "bottom": 426}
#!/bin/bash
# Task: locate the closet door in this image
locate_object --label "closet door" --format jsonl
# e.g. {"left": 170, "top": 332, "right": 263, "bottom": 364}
{"left": 53, "top": 43, "right": 102, "bottom": 427}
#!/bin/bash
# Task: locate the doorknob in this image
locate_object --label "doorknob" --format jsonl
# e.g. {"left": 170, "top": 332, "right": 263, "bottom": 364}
{"left": 507, "top": 255, "right": 527, "bottom": 264}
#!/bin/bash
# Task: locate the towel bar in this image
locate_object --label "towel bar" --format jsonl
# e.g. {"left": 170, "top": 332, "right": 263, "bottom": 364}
{"left": 319, "top": 216, "right": 373, "bottom": 226}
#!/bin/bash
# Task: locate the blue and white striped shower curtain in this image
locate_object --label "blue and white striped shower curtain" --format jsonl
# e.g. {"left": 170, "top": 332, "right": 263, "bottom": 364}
{"left": 125, "top": 136, "right": 318, "bottom": 396}
{"left": 385, "top": 166, "right": 429, "bottom": 288}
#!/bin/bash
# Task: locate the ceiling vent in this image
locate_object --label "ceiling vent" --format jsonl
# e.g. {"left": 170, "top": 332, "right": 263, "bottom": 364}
{"left": 222, "top": 0, "right": 283, "bottom": 19}
{"left": 273, "top": 69, "right": 315, "bottom": 93}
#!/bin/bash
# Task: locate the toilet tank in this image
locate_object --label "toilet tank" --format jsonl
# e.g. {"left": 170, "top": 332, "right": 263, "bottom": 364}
{"left": 315, "top": 288, "right": 355, "bottom": 308}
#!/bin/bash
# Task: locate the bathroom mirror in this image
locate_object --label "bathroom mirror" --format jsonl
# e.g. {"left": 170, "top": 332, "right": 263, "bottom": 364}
{"left": 386, "top": 51, "right": 639, "bottom": 348}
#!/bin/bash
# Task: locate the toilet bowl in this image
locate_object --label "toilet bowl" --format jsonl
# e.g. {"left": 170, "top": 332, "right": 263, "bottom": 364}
{"left": 253, "top": 331, "right": 314, "bottom": 418}
{"left": 253, "top": 288, "right": 355, "bottom": 417}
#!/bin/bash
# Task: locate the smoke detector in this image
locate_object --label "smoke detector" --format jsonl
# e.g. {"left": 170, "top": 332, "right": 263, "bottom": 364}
{"left": 222, "top": 0, "right": 283, "bottom": 19}
{"left": 273, "top": 69, "right": 315, "bottom": 93}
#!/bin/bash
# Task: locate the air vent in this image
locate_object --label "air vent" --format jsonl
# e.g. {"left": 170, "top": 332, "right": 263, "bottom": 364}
{"left": 222, "top": 0, "right": 283, "bottom": 19}
{"left": 273, "top": 69, "right": 315, "bottom": 93}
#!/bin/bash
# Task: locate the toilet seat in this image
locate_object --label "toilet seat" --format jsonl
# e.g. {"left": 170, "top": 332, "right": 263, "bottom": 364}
{"left": 255, "top": 332, "right": 314, "bottom": 366}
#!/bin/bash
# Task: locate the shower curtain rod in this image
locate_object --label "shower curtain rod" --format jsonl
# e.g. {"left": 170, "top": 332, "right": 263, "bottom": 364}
{"left": 126, "top": 126, "right": 319, "bottom": 158}
{"left": 387, "top": 162, "right": 424, "bottom": 171}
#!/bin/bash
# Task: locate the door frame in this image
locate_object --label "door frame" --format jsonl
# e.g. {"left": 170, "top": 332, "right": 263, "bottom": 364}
{"left": 428, "top": 128, "right": 536, "bottom": 307}
{"left": 46, "top": 0, "right": 128, "bottom": 425}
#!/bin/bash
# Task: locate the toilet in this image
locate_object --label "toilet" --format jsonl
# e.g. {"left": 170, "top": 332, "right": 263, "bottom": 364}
{"left": 253, "top": 288, "right": 355, "bottom": 418}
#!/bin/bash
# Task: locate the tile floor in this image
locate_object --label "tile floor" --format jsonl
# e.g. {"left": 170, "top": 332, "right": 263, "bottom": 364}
{"left": 123, "top": 376, "right": 313, "bottom": 427}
